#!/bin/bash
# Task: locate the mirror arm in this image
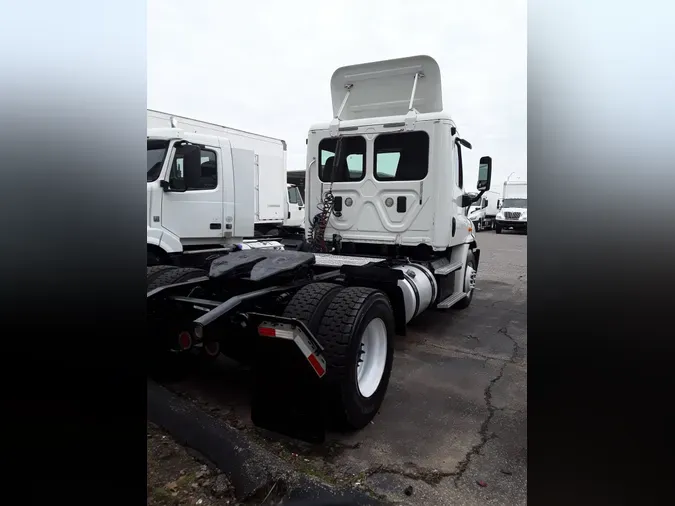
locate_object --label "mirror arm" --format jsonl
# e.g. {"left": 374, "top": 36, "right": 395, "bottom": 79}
{"left": 468, "top": 190, "right": 486, "bottom": 205}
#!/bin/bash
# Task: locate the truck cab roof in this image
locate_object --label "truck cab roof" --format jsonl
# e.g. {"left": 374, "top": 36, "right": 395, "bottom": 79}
{"left": 147, "top": 127, "right": 223, "bottom": 147}
{"left": 308, "top": 110, "right": 455, "bottom": 133}
{"left": 310, "top": 55, "right": 454, "bottom": 132}
{"left": 330, "top": 55, "right": 443, "bottom": 121}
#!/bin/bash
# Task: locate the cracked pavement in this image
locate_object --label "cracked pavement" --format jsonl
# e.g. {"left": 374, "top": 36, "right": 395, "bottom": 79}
{"left": 352, "top": 231, "right": 527, "bottom": 505}
{"left": 165, "top": 230, "right": 527, "bottom": 505}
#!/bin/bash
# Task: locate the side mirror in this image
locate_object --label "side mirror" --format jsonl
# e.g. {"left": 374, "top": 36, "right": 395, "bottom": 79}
{"left": 168, "top": 176, "right": 187, "bottom": 192}
{"left": 461, "top": 192, "right": 477, "bottom": 208}
{"left": 477, "top": 156, "right": 492, "bottom": 192}
{"left": 163, "top": 144, "right": 200, "bottom": 192}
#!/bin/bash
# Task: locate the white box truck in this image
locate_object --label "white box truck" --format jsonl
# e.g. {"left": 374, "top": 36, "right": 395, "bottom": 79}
{"left": 148, "top": 110, "right": 304, "bottom": 235}
{"left": 467, "top": 190, "right": 500, "bottom": 231}
{"left": 147, "top": 111, "right": 305, "bottom": 265}
{"left": 496, "top": 179, "right": 527, "bottom": 234}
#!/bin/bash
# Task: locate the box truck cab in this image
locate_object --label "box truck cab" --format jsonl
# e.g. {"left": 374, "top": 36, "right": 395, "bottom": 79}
{"left": 146, "top": 112, "right": 304, "bottom": 264}
{"left": 496, "top": 179, "right": 527, "bottom": 234}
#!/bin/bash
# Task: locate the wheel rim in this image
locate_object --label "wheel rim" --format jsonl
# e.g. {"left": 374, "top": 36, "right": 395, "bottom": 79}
{"left": 356, "top": 318, "right": 388, "bottom": 398}
{"left": 465, "top": 263, "right": 477, "bottom": 294}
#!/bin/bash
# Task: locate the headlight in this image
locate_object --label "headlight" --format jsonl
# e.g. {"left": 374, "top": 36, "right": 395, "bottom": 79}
{"left": 519, "top": 214, "right": 527, "bottom": 221}
{"left": 497, "top": 213, "right": 504, "bottom": 220}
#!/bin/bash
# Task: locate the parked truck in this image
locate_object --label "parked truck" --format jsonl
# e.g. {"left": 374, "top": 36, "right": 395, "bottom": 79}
{"left": 147, "top": 56, "right": 493, "bottom": 443}
{"left": 467, "top": 190, "right": 500, "bottom": 231}
{"left": 147, "top": 111, "right": 304, "bottom": 259}
{"left": 496, "top": 179, "right": 527, "bottom": 234}
{"left": 287, "top": 169, "right": 306, "bottom": 200}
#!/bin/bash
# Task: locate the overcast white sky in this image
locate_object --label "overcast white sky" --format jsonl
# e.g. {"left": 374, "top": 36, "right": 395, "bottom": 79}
{"left": 148, "top": 0, "right": 526, "bottom": 193}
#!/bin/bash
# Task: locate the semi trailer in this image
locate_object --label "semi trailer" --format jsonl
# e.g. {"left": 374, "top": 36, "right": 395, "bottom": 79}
{"left": 147, "top": 110, "right": 304, "bottom": 265}
{"left": 147, "top": 55, "right": 493, "bottom": 443}
{"left": 496, "top": 179, "right": 527, "bottom": 233}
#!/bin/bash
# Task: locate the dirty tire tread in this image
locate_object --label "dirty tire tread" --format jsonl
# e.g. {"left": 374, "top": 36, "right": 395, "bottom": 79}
{"left": 282, "top": 282, "right": 344, "bottom": 331}
{"left": 320, "top": 289, "right": 367, "bottom": 375}
{"left": 146, "top": 265, "right": 179, "bottom": 287}
{"left": 318, "top": 287, "right": 383, "bottom": 380}
{"left": 148, "top": 267, "right": 207, "bottom": 292}
{"left": 316, "top": 287, "right": 394, "bottom": 429}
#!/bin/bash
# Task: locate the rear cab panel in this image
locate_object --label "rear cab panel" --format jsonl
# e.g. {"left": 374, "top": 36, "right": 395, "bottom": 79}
{"left": 305, "top": 55, "right": 472, "bottom": 252}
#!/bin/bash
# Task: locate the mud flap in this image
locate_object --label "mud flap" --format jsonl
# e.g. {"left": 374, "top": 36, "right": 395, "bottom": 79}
{"left": 247, "top": 314, "right": 327, "bottom": 444}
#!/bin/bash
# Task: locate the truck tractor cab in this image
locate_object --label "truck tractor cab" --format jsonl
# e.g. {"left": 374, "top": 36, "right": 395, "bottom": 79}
{"left": 146, "top": 55, "right": 496, "bottom": 445}
{"left": 468, "top": 197, "right": 485, "bottom": 218}
{"left": 305, "top": 55, "right": 493, "bottom": 309}
{"left": 467, "top": 189, "right": 500, "bottom": 231}
{"left": 496, "top": 179, "right": 527, "bottom": 234}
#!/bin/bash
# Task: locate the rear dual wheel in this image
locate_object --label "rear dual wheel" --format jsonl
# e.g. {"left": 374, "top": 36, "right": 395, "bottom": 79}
{"left": 283, "top": 284, "right": 395, "bottom": 430}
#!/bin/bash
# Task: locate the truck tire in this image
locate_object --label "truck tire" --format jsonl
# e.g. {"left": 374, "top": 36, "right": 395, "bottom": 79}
{"left": 146, "top": 265, "right": 179, "bottom": 289}
{"left": 148, "top": 267, "right": 207, "bottom": 292}
{"left": 495, "top": 224, "right": 502, "bottom": 234}
{"left": 315, "top": 287, "right": 395, "bottom": 430}
{"left": 454, "top": 251, "right": 477, "bottom": 310}
{"left": 148, "top": 267, "right": 209, "bottom": 378}
{"left": 282, "top": 282, "right": 345, "bottom": 331}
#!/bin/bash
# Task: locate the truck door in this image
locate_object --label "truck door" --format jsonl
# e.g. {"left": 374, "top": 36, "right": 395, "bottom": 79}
{"left": 318, "top": 129, "right": 434, "bottom": 242}
{"left": 161, "top": 143, "right": 225, "bottom": 241}
{"left": 286, "top": 185, "right": 304, "bottom": 227}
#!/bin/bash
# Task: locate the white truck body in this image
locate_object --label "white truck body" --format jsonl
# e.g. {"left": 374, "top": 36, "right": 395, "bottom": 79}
{"left": 148, "top": 110, "right": 303, "bottom": 229}
{"left": 306, "top": 55, "right": 473, "bottom": 251}
{"left": 496, "top": 179, "right": 527, "bottom": 233}
{"left": 147, "top": 111, "right": 304, "bottom": 260}
{"left": 305, "top": 55, "right": 492, "bottom": 309}
{"left": 467, "top": 190, "right": 500, "bottom": 231}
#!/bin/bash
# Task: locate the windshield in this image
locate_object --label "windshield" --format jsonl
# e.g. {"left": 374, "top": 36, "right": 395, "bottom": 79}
{"left": 148, "top": 140, "right": 169, "bottom": 182}
{"left": 502, "top": 198, "right": 527, "bottom": 209}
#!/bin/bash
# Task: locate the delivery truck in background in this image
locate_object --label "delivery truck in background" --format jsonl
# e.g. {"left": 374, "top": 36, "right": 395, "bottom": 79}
{"left": 147, "top": 110, "right": 305, "bottom": 265}
{"left": 467, "top": 190, "right": 500, "bottom": 231}
{"left": 496, "top": 179, "right": 527, "bottom": 234}
{"left": 148, "top": 110, "right": 305, "bottom": 236}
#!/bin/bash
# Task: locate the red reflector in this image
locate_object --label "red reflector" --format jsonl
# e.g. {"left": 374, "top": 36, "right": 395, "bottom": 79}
{"left": 258, "top": 327, "right": 276, "bottom": 337}
{"left": 307, "top": 354, "right": 325, "bottom": 377}
{"left": 178, "top": 331, "right": 192, "bottom": 350}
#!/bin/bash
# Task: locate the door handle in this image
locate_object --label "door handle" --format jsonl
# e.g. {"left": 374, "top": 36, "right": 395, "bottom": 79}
{"left": 210, "top": 223, "right": 222, "bottom": 230}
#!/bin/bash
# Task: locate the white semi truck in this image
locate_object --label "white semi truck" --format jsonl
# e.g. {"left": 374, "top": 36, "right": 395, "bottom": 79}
{"left": 147, "top": 110, "right": 305, "bottom": 264}
{"left": 496, "top": 179, "right": 527, "bottom": 234}
{"left": 467, "top": 190, "right": 501, "bottom": 231}
{"left": 147, "top": 55, "right": 493, "bottom": 443}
